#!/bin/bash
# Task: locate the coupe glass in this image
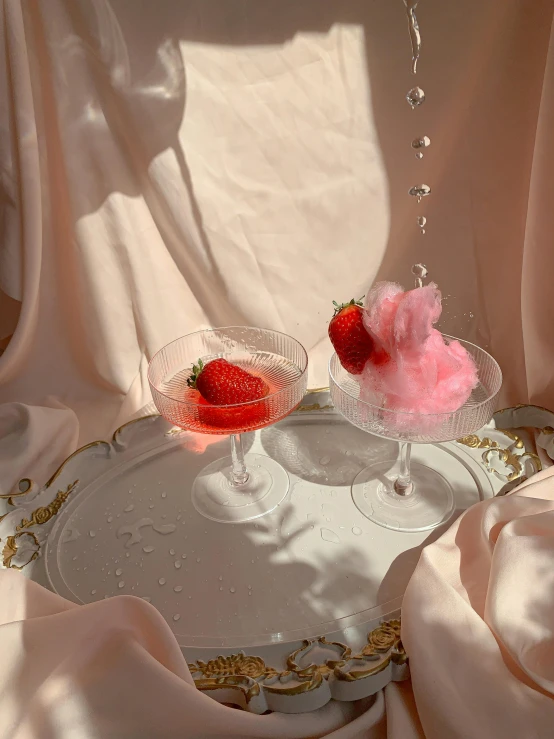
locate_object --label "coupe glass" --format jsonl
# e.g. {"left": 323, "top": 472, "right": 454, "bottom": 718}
{"left": 329, "top": 337, "right": 502, "bottom": 532}
{"left": 148, "top": 327, "right": 308, "bottom": 524}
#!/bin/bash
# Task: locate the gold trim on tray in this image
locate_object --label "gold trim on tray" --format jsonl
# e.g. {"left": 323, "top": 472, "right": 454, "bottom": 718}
{"left": 190, "top": 619, "right": 403, "bottom": 692}
{"left": 1, "top": 481, "right": 79, "bottom": 568}
{"left": 16, "top": 481, "right": 79, "bottom": 532}
{"left": 2, "top": 531, "right": 40, "bottom": 570}
{"left": 457, "top": 424, "right": 542, "bottom": 484}
{"left": 188, "top": 619, "right": 408, "bottom": 712}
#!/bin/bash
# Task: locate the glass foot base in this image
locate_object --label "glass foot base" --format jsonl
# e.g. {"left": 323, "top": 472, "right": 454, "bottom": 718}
{"left": 192, "top": 452, "right": 289, "bottom": 523}
{"left": 352, "top": 459, "right": 455, "bottom": 532}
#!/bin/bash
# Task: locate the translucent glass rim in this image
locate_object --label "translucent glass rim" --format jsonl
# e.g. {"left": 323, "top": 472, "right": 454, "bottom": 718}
{"left": 328, "top": 334, "right": 503, "bottom": 418}
{"left": 148, "top": 327, "right": 309, "bottom": 409}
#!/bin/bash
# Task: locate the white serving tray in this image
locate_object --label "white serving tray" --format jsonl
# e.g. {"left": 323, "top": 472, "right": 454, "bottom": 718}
{"left": 0, "top": 392, "right": 541, "bottom": 713}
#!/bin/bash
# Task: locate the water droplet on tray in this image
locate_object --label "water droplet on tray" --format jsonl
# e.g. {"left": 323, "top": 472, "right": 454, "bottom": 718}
{"left": 174, "top": 561, "right": 182, "bottom": 569}
{"left": 124, "top": 504, "right": 134, "bottom": 512}
{"left": 89, "top": 530, "right": 96, "bottom": 538}
{"left": 319, "top": 455, "right": 331, "bottom": 465}
{"left": 152, "top": 524, "right": 176, "bottom": 535}
{"left": 143, "top": 545, "right": 155, "bottom": 553}
{"left": 169, "top": 548, "right": 175, "bottom": 555}
{"left": 118, "top": 581, "right": 125, "bottom": 589}
{"left": 196, "top": 557, "right": 201, "bottom": 563}
{"left": 107, "top": 516, "right": 113, "bottom": 523}
{"left": 229, "top": 587, "right": 236, "bottom": 593}
{"left": 115, "top": 568, "right": 123, "bottom": 576}
{"left": 173, "top": 614, "right": 181, "bottom": 622}
{"left": 352, "top": 526, "right": 363, "bottom": 536}
{"left": 406, "top": 86, "right": 425, "bottom": 108}
{"left": 320, "top": 528, "right": 340, "bottom": 544}
{"left": 161, "top": 492, "right": 167, "bottom": 499}
{"left": 158, "top": 578, "right": 166, "bottom": 586}
{"left": 91, "top": 589, "right": 97, "bottom": 595}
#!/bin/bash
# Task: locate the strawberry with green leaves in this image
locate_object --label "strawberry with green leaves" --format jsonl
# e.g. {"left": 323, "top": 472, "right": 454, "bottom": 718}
{"left": 329, "top": 298, "right": 376, "bottom": 375}
{"left": 188, "top": 358, "right": 269, "bottom": 430}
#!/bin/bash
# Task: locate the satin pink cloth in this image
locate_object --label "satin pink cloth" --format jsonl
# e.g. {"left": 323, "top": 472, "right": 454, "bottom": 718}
{"left": 0, "top": 570, "right": 400, "bottom": 739}
{"left": 402, "top": 467, "right": 554, "bottom": 738}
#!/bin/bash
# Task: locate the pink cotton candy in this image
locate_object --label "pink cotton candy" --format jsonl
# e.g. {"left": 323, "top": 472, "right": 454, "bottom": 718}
{"left": 360, "top": 282, "right": 478, "bottom": 415}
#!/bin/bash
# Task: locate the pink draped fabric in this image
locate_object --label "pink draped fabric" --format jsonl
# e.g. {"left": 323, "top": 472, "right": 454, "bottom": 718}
{"left": 402, "top": 467, "right": 554, "bottom": 738}
{"left": 0, "top": 570, "right": 393, "bottom": 738}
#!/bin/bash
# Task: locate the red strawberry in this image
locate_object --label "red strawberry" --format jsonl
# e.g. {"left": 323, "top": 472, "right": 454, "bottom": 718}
{"left": 329, "top": 298, "right": 375, "bottom": 374}
{"left": 188, "top": 358, "right": 270, "bottom": 431}
{"left": 188, "top": 358, "right": 269, "bottom": 404}
{"left": 196, "top": 396, "right": 268, "bottom": 431}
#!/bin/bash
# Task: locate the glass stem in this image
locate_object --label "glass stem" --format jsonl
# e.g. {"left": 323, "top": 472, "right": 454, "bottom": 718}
{"left": 230, "top": 434, "right": 249, "bottom": 486}
{"left": 394, "top": 442, "right": 414, "bottom": 496}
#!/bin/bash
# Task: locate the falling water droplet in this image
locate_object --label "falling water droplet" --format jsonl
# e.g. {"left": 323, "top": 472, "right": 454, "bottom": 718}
{"left": 320, "top": 528, "right": 341, "bottom": 544}
{"left": 196, "top": 557, "right": 201, "bottom": 563}
{"left": 406, "top": 86, "right": 425, "bottom": 108}
{"left": 91, "top": 589, "right": 97, "bottom": 595}
{"left": 158, "top": 578, "right": 166, "bottom": 585}
{"left": 408, "top": 184, "right": 431, "bottom": 202}
{"left": 412, "top": 263, "right": 428, "bottom": 288}
{"left": 412, "top": 135, "right": 431, "bottom": 150}
{"left": 469, "top": 312, "right": 474, "bottom": 318}
{"left": 403, "top": 0, "right": 421, "bottom": 74}
{"left": 218, "top": 575, "right": 223, "bottom": 581}
{"left": 352, "top": 526, "right": 363, "bottom": 536}
{"left": 417, "top": 216, "right": 427, "bottom": 228}
{"left": 415, "top": 151, "right": 423, "bottom": 159}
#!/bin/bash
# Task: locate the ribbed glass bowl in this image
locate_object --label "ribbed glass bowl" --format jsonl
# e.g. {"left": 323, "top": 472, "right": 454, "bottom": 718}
{"left": 149, "top": 327, "right": 308, "bottom": 435}
{"left": 329, "top": 336, "right": 502, "bottom": 444}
